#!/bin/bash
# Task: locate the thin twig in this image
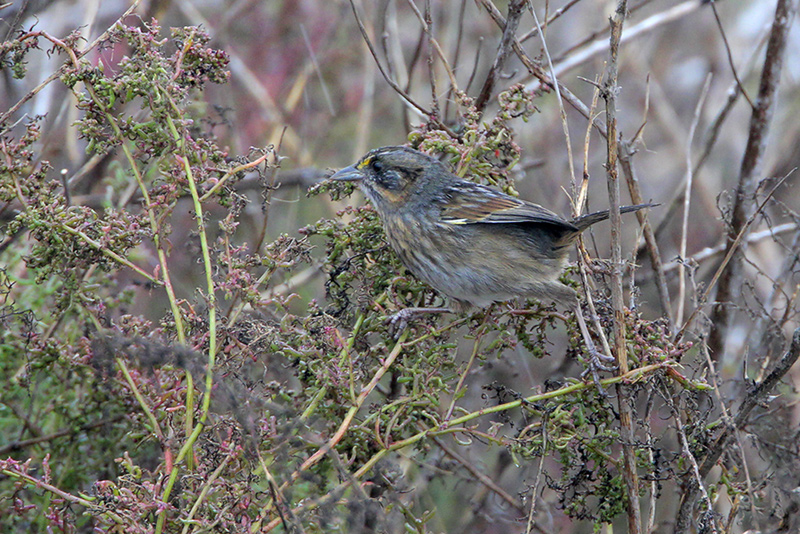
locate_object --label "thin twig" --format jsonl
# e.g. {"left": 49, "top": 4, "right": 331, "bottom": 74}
{"left": 299, "top": 23, "right": 336, "bottom": 115}
{"left": 525, "top": 412, "right": 548, "bottom": 534}
{"left": 0, "top": 462, "right": 125, "bottom": 524}
{"left": 477, "top": 0, "right": 605, "bottom": 136}
{"left": 578, "top": 78, "right": 601, "bottom": 211}
{"left": 348, "top": 0, "right": 431, "bottom": 117}
{"left": 0, "top": 415, "right": 125, "bottom": 456}
{"left": 424, "top": 0, "right": 439, "bottom": 115}
{"left": 748, "top": 223, "right": 800, "bottom": 355}
{"left": 643, "top": 392, "right": 657, "bottom": 534}
{"left": 295, "top": 331, "right": 409, "bottom": 474}
{"left": 444, "top": 0, "right": 469, "bottom": 119}
{"left": 464, "top": 37, "right": 484, "bottom": 95}
{"left": 519, "top": 0, "right": 583, "bottom": 43}
{"left": 676, "top": 170, "right": 794, "bottom": 342}
{"left": 660, "top": 222, "right": 798, "bottom": 274}
{"left": 672, "top": 327, "right": 800, "bottom": 533}
{"left": 525, "top": 1, "right": 700, "bottom": 95}
{"left": 640, "top": 25, "right": 771, "bottom": 246}
{"left": 528, "top": 2, "right": 576, "bottom": 192}
{"left": 619, "top": 142, "right": 672, "bottom": 322}
{"left": 615, "top": 74, "right": 668, "bottom": 321}
{"left": 430, "top": 434, "right": 524, "bottom": 513}
{"left": 402, "top": 0, "right": 460, "bottom": 95}
{"left": 677, "top": 75, "right": 712, "bottom": 327}
{"left": 709, "top": 0, "right": 755, "bottom": 108}
{"left": 706, "top": 0, "right": 797, "bottom": 358}
{"left": 698, "top": 340, "right": 763, "bottom": 532}
{"left": 180, "top": 451, "right": 236, "bottom": 534}
{"left": 259, "top": 361, "right": 671, "bottom": 533}
{"left": 670, "top": 394, "right": 720, "bottom": 534}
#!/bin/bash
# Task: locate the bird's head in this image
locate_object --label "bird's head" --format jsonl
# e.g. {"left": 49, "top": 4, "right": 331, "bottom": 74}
{"left": 330, "top": 146, "right": 446, "bottom": 212}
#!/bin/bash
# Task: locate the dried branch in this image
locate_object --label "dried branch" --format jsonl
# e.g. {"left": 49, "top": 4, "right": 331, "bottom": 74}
{"left": 602, "top": 1, "right": 642, "bottom": 532}
{"left": 0, "top": 415, "right": 124, "bottom": 456}
{"left": 525, "top": 1, "right": 701, "bottom": 96}
{"left": 0, "top": 166, "right": 326, "bottom": 224}
{"left": 402, "top": 0, "right": 460, "bottom": 95}
{"left": 430, "top": 434, "right": 525, "bottom": 514}
{"left": 619, "top": 141, "right": 673, "bottom": 323}
{"left": 676, "top": 171, "right": 794, "bottom": 342}
{"left": 474, "top": 0, "right": 526, "bottom": 114}
{"left": 707, "top": 0, "right": 797, "bottom": 359}
{"left": 444, "top": 0, "right": 469, "bottom": 119}
{"left": 476, "top": 0, "right": 605, "bottom": 134}
{"left": 348, "top": 0, "right": 431, "bottom": 117}
{"left": 518, "top": 0, "right": 583, "bottom": 43}
{"left": 677, "top": 76, "right": 712, "bottom": 327}
{"left": 709, "top": 0, "right": 755, "bottom": 108}
{"left": 659, "top": 222, "right": 798, "bottom": 274}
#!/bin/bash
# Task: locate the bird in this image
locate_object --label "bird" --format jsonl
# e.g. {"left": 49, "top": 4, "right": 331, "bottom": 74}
{"left": 330, "top": 145, "right": 653, "bottom": 327}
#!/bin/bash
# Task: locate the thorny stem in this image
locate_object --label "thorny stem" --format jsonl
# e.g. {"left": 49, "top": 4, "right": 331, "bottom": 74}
{"left": 603, "top": 1, "right": 642, "bottom": 532}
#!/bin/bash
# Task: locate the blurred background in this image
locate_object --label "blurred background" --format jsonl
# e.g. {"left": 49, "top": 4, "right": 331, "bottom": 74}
{"left": 2, "top": 0, "right": 800, "bottom": 532}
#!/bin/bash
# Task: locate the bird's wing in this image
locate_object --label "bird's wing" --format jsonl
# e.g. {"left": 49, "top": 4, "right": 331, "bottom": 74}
{"left": 439, "top": 183, "right": 577, "bottom": 230}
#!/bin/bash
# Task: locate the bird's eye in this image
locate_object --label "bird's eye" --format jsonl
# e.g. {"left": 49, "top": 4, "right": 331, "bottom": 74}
{"left": 375, "top": 168, "right": 400, "bottom": 191}
{"left": 372, "top": 160, "right": 384, "bottom": 172}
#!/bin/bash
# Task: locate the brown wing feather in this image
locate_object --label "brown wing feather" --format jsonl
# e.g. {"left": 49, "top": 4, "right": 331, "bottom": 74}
{"left": 440, "top": 183, "right": 577, "bottom": 230}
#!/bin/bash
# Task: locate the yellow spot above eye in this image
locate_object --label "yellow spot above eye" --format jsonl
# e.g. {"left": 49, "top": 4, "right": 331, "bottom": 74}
{"left": 357, "top": 156, "right": 373, "bottom": 170}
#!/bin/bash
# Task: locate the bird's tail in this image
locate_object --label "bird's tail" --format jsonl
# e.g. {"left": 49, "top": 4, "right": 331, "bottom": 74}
{"left": 570, "top": 203, "right": 657, "bottom": 232}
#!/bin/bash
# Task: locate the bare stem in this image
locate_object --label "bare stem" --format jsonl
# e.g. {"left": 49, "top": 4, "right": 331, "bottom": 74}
{"left": 706, "top": 0, "right": 797, "bottom": 359}
{"left": 474, "top": 0, "right": 526, "bottom": 114}
{"left": 603, "top": 1, "right": 642, "bottom": 532}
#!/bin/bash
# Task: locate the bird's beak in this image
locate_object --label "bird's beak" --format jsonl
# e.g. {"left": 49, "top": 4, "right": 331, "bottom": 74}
{"left": 330, "top": 165, "right": 364, "bottom": 183}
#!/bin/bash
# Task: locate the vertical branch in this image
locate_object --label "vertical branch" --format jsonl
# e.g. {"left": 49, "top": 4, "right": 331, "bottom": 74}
{"left": 444, "top": 0, "right": 469, "bottom": 119}
{"left": 707, "top": 0, "right": 797, "bottom": 359}
{"left": 424, "top": 0, "right": 439, "bottom": 116}
{"left": 677, "top": 76, "right": 712, "bottom": 327}
{"left": 619, "top": 144, "right": 673, "bottom": 323}
{"left": 602, "top": 1, "right": 642, "bottom": 533}
{"left": 474, "top": 0, "right": 526, "bottom": 115}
